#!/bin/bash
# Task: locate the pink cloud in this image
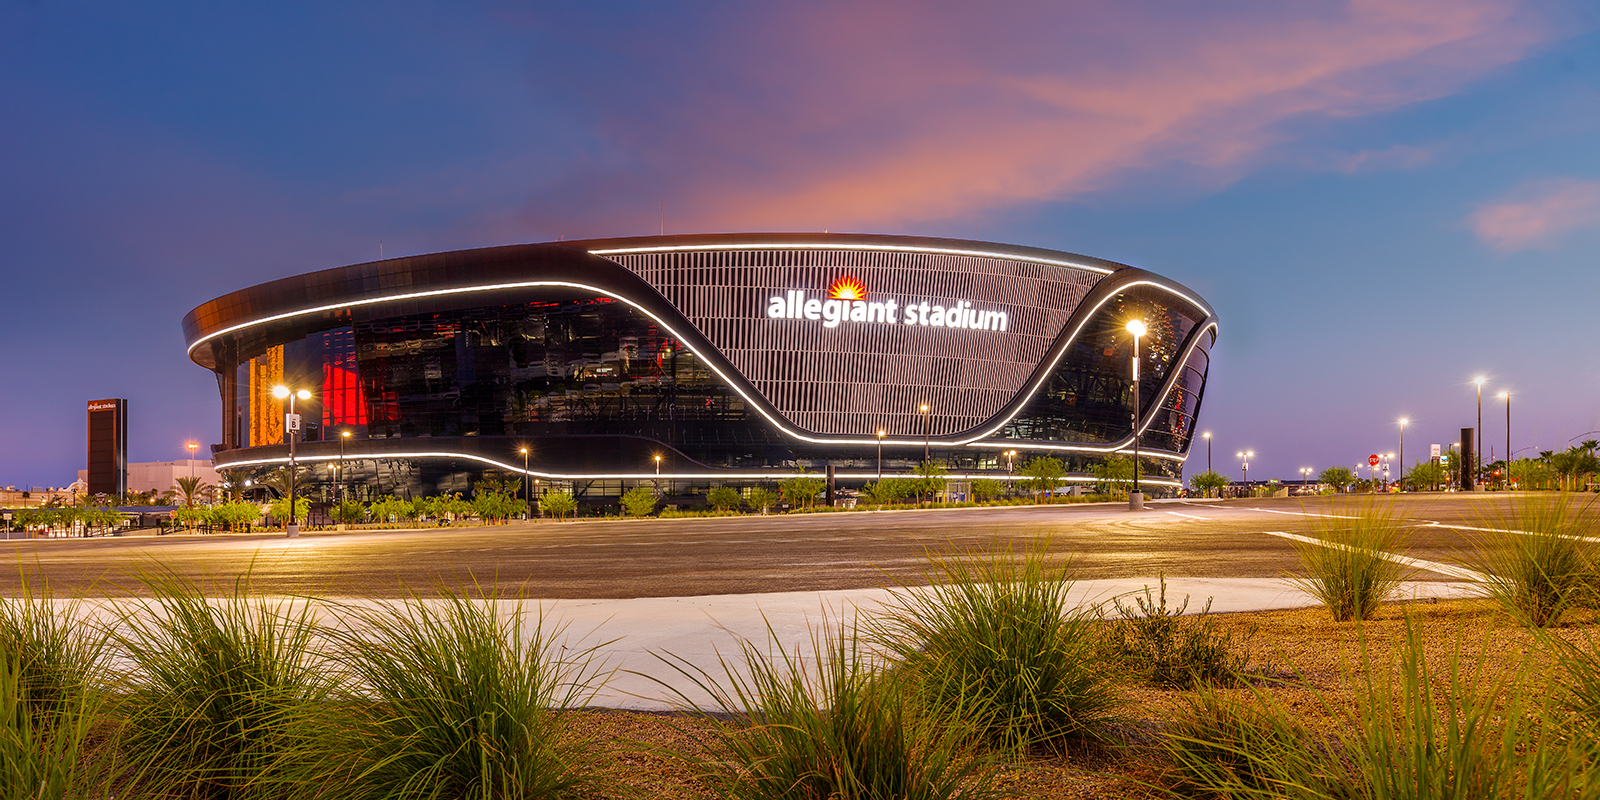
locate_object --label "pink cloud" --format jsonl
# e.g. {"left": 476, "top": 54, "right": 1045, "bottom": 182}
{"left": 1471, "top": 178, "right": 1600, "bottom": 250}
{"left": 521, "top": 0, "right": 1554, "bottom": 233}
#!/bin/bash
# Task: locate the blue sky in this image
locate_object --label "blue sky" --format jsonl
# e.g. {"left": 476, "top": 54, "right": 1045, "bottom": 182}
{"left": 3, "top": 1, "right": 1598, "bottom": 486}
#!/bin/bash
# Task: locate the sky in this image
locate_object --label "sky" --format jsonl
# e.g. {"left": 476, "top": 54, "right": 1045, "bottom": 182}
{"left": 2, "top": 0, "right": 1599, "bottom": 487}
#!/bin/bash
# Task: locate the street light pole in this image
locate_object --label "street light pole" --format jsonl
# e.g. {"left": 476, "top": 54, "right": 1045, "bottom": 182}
{"left": 272, "top": 385, "right": 312, "bottom": 537}
{"left": 1397, "top": 418, "right": 1407, "bottom": 491}
{"left": 1237, "top": 451, "right": 1252, "bottom": 496}
{"left": 1499, "top": 391, "right": 1511, "bottom": 491}
{"left": 1474, "top": 377, "right": 1486, "bottom": 490}
{"left": 186, "top": 442, "right": 198, "bottom": 482}
{"left": 654, "top": 454, "right": 662, "bottom": 496}
{"left": 339, "top": 430, "right": 351, "bottom": 512}
{"left": 520, "top": 447, "right": 531, "bottom": 520}
{"left": 876, "top": 429, "right": 885, "bottom": 481}
{"left": 1202, "top": 431, "right": 1211, "bottom": 474}
{"left": 1006, "top": 449, "right": 1016, "bottom": 495}
{"left": 919, "top": 404, "right": 930, "bottom": 464}
{"left": 1126, "top": 320, "right": 1147, "bottom": 510}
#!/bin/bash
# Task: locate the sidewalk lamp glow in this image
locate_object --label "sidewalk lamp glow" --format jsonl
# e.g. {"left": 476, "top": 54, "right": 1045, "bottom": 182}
{"left": 272, "top": 384, "right": 314, "bottom": 537}
{"left": 1125, "top": 319, "right": 1147, "bottom": 510}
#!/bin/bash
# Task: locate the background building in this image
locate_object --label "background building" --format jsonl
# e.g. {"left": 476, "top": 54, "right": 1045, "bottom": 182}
{"left": 183, "top": 234, "right": 1216, "bottom": 503}
{"left": 75, "top": 460, "right": 221, "bottom": 497}
{"left": 85, "top": 398, "right": 127, "bottom": 496}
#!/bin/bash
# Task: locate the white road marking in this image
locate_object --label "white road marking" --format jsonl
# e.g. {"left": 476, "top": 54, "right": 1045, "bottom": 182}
{"left": 1417, "top": 520, "right": 1600, "bottom": 544}
{"left": 1165, "top": 511, "right": 1211, "bottom": 521}
{"left": 1244, "top": 507, "right": 1362, "bottom": 519}
{"left": 1261, "top": 530, "right": 1484, "bottom": 582}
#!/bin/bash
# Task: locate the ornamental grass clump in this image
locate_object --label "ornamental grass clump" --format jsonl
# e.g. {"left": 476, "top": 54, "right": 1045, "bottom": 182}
{"left": 1467, "top": 493, "right": 1599, "bottom": 627}
{"left": 871, "top": 540, "right": 1119, "bottom": 754}
{"left": 0, "top": 589, "right": 114, "bottom": 800}
{"left": 113, "top": 570, "right": 337, "bottom": 799}
{"left": 1162, "top": 619, "right": 1600, "bottom": 799}
{"left": 329, "top": 588, "right": 615, "bottom": 800}
{"left": 1289, "top": 501, "right": 1411, "bottom": 621}
{"left": 653, "top": 621, "right": 1002, "bottom": 800}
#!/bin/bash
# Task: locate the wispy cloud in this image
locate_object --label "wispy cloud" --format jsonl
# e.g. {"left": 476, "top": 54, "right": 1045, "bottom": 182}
{"left": 1471, "top": 178, "right": 1600, "bottom": 250}
{"left": 516, "top": 0, "right": 1553, "bottom": 233}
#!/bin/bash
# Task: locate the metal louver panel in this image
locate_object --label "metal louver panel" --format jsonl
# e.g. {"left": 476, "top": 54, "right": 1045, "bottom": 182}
{"left": 602, "top": 248, "right": 1101, "bottom": 438}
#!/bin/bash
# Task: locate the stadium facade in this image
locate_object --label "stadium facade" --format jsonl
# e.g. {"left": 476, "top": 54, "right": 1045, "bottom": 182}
{"left": 182, "top": 234, "right": 1216, "bottom": 502}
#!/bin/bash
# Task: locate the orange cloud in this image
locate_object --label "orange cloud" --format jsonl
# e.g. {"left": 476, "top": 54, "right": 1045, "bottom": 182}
{"left": 1471, "top": 178, "right": 1600, "bottom": 250}
{"left": 524, "top": 0, "right": 1554, "bottom": 233}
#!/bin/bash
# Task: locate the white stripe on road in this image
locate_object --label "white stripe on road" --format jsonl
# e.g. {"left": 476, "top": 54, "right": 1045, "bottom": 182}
{"left": 1165, "top": 511, "right": 1212, "bottom": 521}
{"left": 1244, "top": 507, "right": 1362, "bottom": 519}
{"left": 1417, "top": 520, "right": 1600, "bottom": 544}
{"left": 1261, "top": 530, "right": 1484, "bottom": 582}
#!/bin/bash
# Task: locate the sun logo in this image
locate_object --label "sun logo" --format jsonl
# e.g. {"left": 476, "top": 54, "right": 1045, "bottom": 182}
{"left": 828, "top": 276, "right": 866, "bottom": 301}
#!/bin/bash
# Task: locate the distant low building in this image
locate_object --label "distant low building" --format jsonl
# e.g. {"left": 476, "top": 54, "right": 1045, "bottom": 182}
{"left": 0, "top": 485, "right": 81, "bottom": 508}
{"left": 76, "top": 460, "right": 221, "bottom": 496}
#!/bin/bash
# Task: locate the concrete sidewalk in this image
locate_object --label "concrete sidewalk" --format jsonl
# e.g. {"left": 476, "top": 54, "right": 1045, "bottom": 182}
{"left": 538, "top": 576, "right": 1478, "bottom": 709}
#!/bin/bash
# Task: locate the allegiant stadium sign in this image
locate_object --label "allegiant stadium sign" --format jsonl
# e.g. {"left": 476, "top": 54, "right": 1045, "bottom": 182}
{"left": 765, "top": 276, "right": 1009, "bottom": 332}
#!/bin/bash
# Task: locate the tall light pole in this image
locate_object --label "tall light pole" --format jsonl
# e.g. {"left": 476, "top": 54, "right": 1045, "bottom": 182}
{"left": 919, "top": 404, "right": 931, "bottom": 464}
{"left": 1474, "top": 376, "right": 1486, "bottom": 490}
{"left": 1237, "top": 451, "right": 1252, "bottom": 495}
{"left": 1301, "top": 467, "right": 1312, "bottom": 492}
{"left": 876, "top": 429, "right": 885, "bottom": 480}
{"left": 1005, "top": 449, "right": 1017, "bottom": 494}
{"left": 272, "top": 385, "right": 312, "bottom": 538}
{"left": 186, "top": 442, "right": 198, "bottom": 482}
{"left": 1397, "top": 418, "right": 1407, "bottom": 491}
{"left": 519, "top": 447, "right": 531, "bottom": 520}
{"left": 1499, "top": 391, "right": 1510, "bottom": 491}
{"left": 654, "top": 454, "right": 662, "bottom": 496}
{"left": 339, "top": 429, "right": 351, "bottom": 510}
{"left": 1126, "top": 319, "right": 1147, "bottom": 510}
{"left": 1202, "top": 431, "right": 1212, "bottom": 474}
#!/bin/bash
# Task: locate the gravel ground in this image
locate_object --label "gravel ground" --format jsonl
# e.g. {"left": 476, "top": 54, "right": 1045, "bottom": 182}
{"left": 568, "top": 597, "right": 1596, "bottom": 799}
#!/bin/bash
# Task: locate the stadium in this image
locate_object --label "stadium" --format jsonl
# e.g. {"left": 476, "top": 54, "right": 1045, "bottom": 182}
{"left": 182, "top": 233, "right": 1217, "bottom": 504}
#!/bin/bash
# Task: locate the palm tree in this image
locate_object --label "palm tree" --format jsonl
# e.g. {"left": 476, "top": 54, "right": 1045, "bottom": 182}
{"left": 259, "top": 467, "right": 312, "bottom": 499}
{"left": 172, "top": 476, "right": 211, "bottom": 508}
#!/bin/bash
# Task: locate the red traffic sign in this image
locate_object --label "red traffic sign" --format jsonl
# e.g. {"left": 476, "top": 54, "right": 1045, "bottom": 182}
{"left": 1368, "top": 454, "right": 1380, "bottom": 466}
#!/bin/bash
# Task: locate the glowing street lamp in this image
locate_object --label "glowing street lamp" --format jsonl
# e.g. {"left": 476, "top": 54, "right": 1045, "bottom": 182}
{"left": 338, "top": 429, "right": 352, "bottom": 511}
{"left": 1237, "top": 451, "right": 1253, "bottom": 494}
{"left": 654, "top": 453, "right": 662, "bottom": 496}
{"left": 1301, "top": 467, "right": 1313, "bottom": 491}
{"left": 1126, "top": 319, "right": 1147, "bottom": 510}
{"left": 186, "top": 442, "right": 199, "bottom": 482}
{"left": 1202, "top": 431, "right": 1212, "bottom": 473}
{"left": 1397, "top": 418, "right": 1407, "bottom": 491}
{"left": 919, "top": 403, "right": 931, "bottom": 464}
{"left": 519, "top": 447, "right": 531, "bottom": 520}
{"left": 1005, "top": 449, "right": 1017, "bottom": 494}
{"left": 876, "top": 429, "right": 886, "bottom": 481}
{"left": 272, "top": 385, "right": 312, "bottom": 537}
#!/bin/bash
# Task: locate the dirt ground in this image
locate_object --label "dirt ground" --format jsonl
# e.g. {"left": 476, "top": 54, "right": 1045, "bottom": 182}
{"left": 572, "top": 597, "right": 1598, "bottom": 799}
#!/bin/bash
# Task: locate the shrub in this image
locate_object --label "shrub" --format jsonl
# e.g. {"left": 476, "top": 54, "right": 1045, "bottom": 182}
{"left": 267, "top": 495, "right": 312, "bottom": 527}
{"left": 621, "top": 486, "right": 658, "bottom": 518}
{"left": 1106, "top": 576, "right": 1252, "bottom": 688}
{"left": 744, "top": 486, "right": 776, "bottom": 515}
{"left": 1289, "top": 500, "right": 1411, "bottom": 621}
{"left": 329, "top": 589, "right": 615, "bottom": 800}
{"left": 655, "top": 621, "right": 1003, "bottom": 800}
{"left": 1467, "top": 493, "right": 1598, "bottom": 627}
{"left": 706, "top": 485, "right": 743, "bottom": 512}
{"left": 539, "top": 491, "right": 577, "bottom": 520}
{"left": 369, "top": 494, "right": 411, "bottom": 525}
{"left": 1163, "top": 688, "right": 1343, "bottom": 798}
{"left": 780, "top": 474, "right": 825, "bottom": 509}
{"left": 870, "top": 540, "right": 1119, "bottom": 753}
{"left": 113, "top": 571, "right": 336, "bottom": 798}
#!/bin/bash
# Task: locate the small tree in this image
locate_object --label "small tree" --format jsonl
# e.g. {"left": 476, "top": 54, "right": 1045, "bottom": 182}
{"left": 173, "top": 475, "right": 211, "bottom": 508}
{"left": 1092, "top": 455, "right": 1134, "bottom": 497}
{"left": 780, "top": 474, "right": 826, "bottom": 510}
{"left": 745, "top": 487, "right": 776, "bottom": 515}
{"left": 267, "top": 496, "right": 311, "bottom": 528}
{"left": 332, "top": 499, "right": 366, "bottom": 525}
{"left": 622, "top": 487, "right": 658, "bottom": 518}
{"left": 971, "top": 478, "right": 1004, "bottom": 502}
{"left": 1318, "top": 466, "right": 1356, "bottom": 493}
{"left": 1404, "top": 460, "right": 1447, "bottom": 492}
{"left": 706, "top": 486, "right": 743, "bottom": 513}
{"left": 540, "top": 491, "right": 577, "bottom": 520}
{"left": 912, "top": 460, "right": 948, "bottom": 503}
{"left": 1188, "top": 470, "right": 1228, "bottom": 498}
{"left": 369, "top": 495, "right": 411, "bottom": 525}
{"left": 1017, "top": 456, "right": 1066, "bottom": 503}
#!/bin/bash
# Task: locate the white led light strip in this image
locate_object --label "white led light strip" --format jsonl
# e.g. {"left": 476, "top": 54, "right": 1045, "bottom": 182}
{"left": 213, "top": 449, "right": 1182, "bottom": 487}
{"left": 587, "top": 241, "right": 1116, "bottom": 275}
{"left": 187, "top": 262, "right": 1212, "bottom": 457}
